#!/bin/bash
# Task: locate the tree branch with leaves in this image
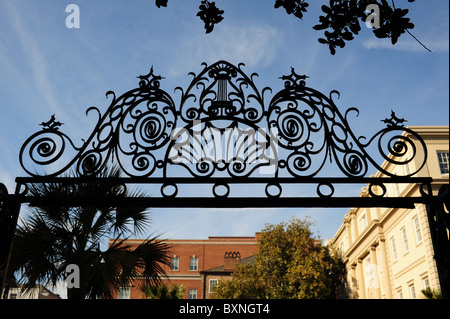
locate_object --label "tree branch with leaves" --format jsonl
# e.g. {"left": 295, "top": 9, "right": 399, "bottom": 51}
{"left": 154, "top": 0, "right": 429, "bottom": 55}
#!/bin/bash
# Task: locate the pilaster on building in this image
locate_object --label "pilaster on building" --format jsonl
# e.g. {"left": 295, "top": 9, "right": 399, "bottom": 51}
{"left": 330, "top": 126, "right": 449, "bottom": 299}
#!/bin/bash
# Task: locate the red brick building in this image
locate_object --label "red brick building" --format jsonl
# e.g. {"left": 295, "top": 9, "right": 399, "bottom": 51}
{"left": 112, "top": 234, "right": 258, "bottom": 299}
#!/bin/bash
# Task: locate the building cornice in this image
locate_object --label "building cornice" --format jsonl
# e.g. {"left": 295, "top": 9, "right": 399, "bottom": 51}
{"left": 345, "top": 218, "right": 383, "bottom": 263}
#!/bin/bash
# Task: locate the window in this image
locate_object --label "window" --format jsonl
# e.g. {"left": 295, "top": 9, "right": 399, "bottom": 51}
{"left": 209, "top": 279, "right": 218, "bottom": 293}
{"left": 405, "top": 161, "right": 411, "bottom": 175}
{"left": 339, "top": 241, "right": 345, "bottom": 257}
{"left": 171, "top": 257, "right": 179, "bottom": 271}
{"left": 422, "top": 277, "right": 430, "bottom": 290}
{"left": 397, "top": 289, "right": 403, "bottom": 299}
{"left": 190, "top": 257, "right": 198, "bottom": 271}
{"left": 413, "top": 215, "right": 422, "bottom": 244}
{"left": 390, "top": 237, "right": 398, "bottom": 262}
{"left": 365, "top": 258, "right": 373, "bottom": 283}
{"left": 189, "top": 289, "right": 197, "bottom": 299}
{"left": 401, "top": 227, "right": 409, "bottom": 254}
{"left": 437, "top": 151, "right": 449, "bottom": 174}
{"left": 339, "top": 236, "right": 347, "bottom": 256}
{"left": 119, "top": 287, "right": 131, "bottom": 299}
{"left": 409, "top": 284, "right": 416, "bottom": 299}
{"left": 394, "top": 183, "right": 400, "bottom": 196}
{"left": 359, "top": 214, "right": 367, "bottom": 232}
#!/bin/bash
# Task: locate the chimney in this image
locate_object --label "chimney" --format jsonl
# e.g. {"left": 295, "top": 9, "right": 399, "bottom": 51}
{"left": 224, "top": 252, "right": 241, "bottom": 271}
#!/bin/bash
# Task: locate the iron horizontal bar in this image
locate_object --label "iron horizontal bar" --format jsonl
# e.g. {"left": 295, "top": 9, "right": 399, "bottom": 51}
{"left": 15, "top": 176, "right": 433, "bottom": 185}
{"left": 13, "top": 194, "right": 432, "bottom": 209}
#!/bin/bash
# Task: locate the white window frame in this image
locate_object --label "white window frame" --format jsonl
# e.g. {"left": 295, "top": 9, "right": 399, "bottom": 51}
{"left": 422, "top": 277, "right": 430, "bottom": 290}
{"left": 190, "top": 257, "right": 198, "bottom": 271}
{"left": 409, "top": 284, "right": 416, "bottom": 299}
{"left": 400, "top": 226, "right": 409, "bottom": 254}
{"left": 437, "top": 151, "right": 449, "bottom": 175}
{"left": 171, "top": 256, "right": 179, "bottom": 271}
{"left": 405, "top": 160, "right": 411, "bottom": 175}
{"left": 390, "top": 236, "right": 398, "bottom": 263}
{"left": 359, "top": 214, "right": 367, "bottom": 232}
{"left": 365, "top": 257, "right": 373, "bottom": 286}
{"left": 394, "top": 183, "right": 401, "bottom": 196}
{"left": 412, "top": 215, "right": 423, "bottom": 244}
{"left": 188, "top": 289, "right": 197, "bottom": 299}
{"left": 209, "top": 279, "right": 219, "bottom": 293}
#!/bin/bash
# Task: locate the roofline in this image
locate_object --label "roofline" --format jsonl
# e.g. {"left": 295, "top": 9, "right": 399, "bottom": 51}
{"left": 109, "top": 234, "right": 259, "bottom": 245}
{"left": 200, "top": 255, "right": 257, "bottom": 274}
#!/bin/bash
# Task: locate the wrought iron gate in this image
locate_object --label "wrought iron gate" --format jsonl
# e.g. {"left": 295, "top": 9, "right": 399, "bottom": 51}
{"left": 1, "top": 61, "right": 448, "bottom": 297}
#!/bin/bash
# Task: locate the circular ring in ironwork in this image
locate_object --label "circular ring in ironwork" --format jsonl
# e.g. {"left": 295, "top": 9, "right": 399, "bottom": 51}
{"left": 317, "top": 183, "right": 334, "bottom": 198}
{"left": 111, "top": 183, "right": 127, "bottom": 197}
{"left": 265, "top": 183, "right": 282, "bottom": 198}
{"left": 161, "top": 183, "right": 178, "bottom": 198}
{"left": 368, "top": 183, "right": 387, "bottom": 198}
{"left": 212, "top": 183, "right": 230, "bottom": 198}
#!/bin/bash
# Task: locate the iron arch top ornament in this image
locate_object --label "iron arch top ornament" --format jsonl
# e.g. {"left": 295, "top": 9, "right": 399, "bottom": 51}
{"left": 19, "top": 61, "right": 427, "bottom": 179}
{"left": 17, "top": 61, "right": 430, "bottom": 207}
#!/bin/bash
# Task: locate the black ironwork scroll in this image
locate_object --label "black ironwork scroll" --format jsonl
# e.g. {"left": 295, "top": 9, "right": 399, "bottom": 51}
{"left": 3, "top": 61, "right": 444, "bottom": 299}
{"left": 17, "top": 60, "right": 430, "bottom": 206}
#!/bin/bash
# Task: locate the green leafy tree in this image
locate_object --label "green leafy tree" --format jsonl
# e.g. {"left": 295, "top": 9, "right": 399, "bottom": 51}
{"left": 6, "top": 166, "right": 170, "bottom": 300}
{"left": 214, "top": 218, "right": 347, "bottom": 299}
{"left": 141, "top": 283, "right": 185, "bottom": 299}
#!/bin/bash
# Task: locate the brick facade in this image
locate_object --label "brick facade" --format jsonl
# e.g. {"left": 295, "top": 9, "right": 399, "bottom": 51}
{"left": 112, "top": 234, "right": 258, "bottom": 299}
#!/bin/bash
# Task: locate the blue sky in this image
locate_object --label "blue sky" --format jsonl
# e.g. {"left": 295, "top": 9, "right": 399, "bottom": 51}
{"left": 1, "top": 0, "right": 449, "bottom": 245}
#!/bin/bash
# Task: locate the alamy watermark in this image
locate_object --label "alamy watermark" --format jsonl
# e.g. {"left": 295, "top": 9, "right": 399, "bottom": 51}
{"left": 327, "top": 1, "right": 381, "bottom": 29}
{"left": 64, "top": 2, "right": 381, "bottom": 30}
{"left": 65, "top": 4, "right": 80, "bottom": 29}
{"left": 365, "top": 4, "right": 380, "bottom": 29}
{"left": 66, "top": 264, "right": 80, "bottom": 289}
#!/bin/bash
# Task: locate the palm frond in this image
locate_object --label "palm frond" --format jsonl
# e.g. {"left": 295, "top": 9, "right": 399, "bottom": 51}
{"left": 7, "top": 164, "right": 168, "bottom": 299}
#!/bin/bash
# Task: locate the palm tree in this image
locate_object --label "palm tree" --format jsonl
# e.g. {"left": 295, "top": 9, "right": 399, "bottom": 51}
{"left": 141, "top": 283, "right": 185, "bottom": 299}
{"left": 421, "top": 287, "right": 442, "bottom": 299}
{"left": 6, "top": 166, "right": 170, "bottom": 299}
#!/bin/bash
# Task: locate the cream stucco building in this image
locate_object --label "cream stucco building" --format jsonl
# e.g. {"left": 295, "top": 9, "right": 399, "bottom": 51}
{"left": 330, "top": 126, "right": 449, "bottom": 299}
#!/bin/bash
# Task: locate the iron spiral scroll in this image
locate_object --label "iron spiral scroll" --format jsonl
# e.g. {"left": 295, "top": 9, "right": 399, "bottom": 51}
{"left": 18, "top": 61, "right": 429, "bottom": 203}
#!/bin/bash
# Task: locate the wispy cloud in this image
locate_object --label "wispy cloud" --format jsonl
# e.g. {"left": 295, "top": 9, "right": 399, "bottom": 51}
{"left": 167, "top": 22, "right": 282, "bottom": 78}
{"left": 3, "top": 2, "right": 60, "bottom": 116}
